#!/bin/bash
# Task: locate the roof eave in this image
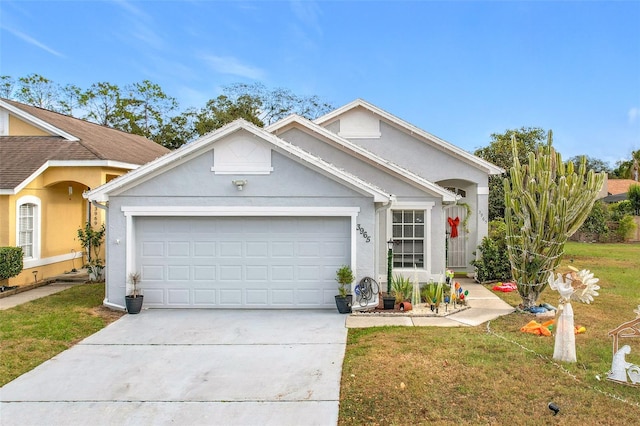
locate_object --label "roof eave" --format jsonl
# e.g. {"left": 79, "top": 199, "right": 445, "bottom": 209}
{"left": 0, "top": 99, "right": 80, "bottom": 141}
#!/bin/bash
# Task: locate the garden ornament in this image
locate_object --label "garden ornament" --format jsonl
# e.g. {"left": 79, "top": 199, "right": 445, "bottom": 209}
{"left": 548, "top": 266, "right": 600, "bottom": 362}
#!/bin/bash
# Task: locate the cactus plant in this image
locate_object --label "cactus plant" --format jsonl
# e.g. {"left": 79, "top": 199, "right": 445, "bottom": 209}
{"left": 503, "top": 131, "right": 605, "bottom": 309}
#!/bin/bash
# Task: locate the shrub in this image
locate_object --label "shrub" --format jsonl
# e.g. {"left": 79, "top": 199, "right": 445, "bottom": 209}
{"left": 609, "top": 200, "right": 633, "bottom": 221}
{"left": 629, "top": 184, "right": 640, "bottom": 216}
{"left": 578, "top": 200, "right": 610, "bottom": 236}
{"left": 471, "top": 219, "right": 511, "bottom": 283}
{"left": 617, "top": 214, "right": 638, "bottom": 241}
{"left": 0, "top": 247, "right": 23, "bottom": 281}
{"left": 391, "top": 275, "right": 413, "bottom": 303}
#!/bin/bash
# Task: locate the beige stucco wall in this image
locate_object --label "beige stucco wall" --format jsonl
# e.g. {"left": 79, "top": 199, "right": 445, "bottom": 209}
{"left": 8, "top": 115, "right": 49, "bottom": 136}
{"left": 4, "top": 166, "right": 126, "bottom": 286}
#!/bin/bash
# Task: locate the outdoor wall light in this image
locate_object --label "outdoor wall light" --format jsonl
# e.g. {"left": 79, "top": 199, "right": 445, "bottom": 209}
{"left": 232, "top": 180, "right": 247, "bottom": 191}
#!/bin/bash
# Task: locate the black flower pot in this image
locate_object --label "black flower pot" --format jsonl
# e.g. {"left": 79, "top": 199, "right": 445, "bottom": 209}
{"left": 335, "top": 295, "right": 352, "bottom": 314}
{"left": 125, "top": 295, "right": 144, "bottom": 314}
{"left": 383, "top": 296, "right": 396, "bottom": 310}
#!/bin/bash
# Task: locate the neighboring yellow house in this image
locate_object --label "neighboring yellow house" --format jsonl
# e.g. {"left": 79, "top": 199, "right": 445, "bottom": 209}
{"left": 0, "top": 98, "right": 169, "bottom": 286}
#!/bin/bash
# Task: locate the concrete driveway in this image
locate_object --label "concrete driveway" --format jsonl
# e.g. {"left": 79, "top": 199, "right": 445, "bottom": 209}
{"left": 0, "top": 310, "right": 347, "bottom": 426}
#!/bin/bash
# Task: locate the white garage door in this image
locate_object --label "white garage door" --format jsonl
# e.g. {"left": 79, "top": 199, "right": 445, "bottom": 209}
{"left": 136, "top": 216, "right": 351, "bottom": 309}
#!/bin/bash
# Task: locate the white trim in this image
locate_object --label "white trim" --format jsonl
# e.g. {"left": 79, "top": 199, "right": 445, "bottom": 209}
{"left": 0, "top": 99, "right": 79, "bottom": 141}
{"left": 210, "top": 167, "right": 273, "bottom": 175}
{"left": 16, "top": 195, "right": 41, "bottom": 261}
{"left": 103, "top": 299, "right": 126, "bottom": 311}
{"left": 86, "top": 119, "right": 391, "bottom": 203}
{"left": 3, "top": 160, "right": 139, "bottom": 194}
{"left": 120, "top": 205, "right": 360, "bottom": 217}
{"left": 267, "top": 115, "right": 457, "bottom": 201}
{"left": 0, "top": 109, "right": 8, "bottom": 135}
{"left": 120, "top": 206, "right": 360, "bottom": 301}
{"left": 386, "top": 202, "right": 435, "bottom": 275}
{"left": 314, "top": 99, "right": 504, "bottom": 175}
{"left": 477, "top": 186, "right": 490, "bottom": 195}
{"left": 23, "top": 250, "right": 83, "bottom": 269}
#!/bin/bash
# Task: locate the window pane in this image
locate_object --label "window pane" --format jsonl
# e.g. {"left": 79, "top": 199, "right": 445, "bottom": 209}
{"left": 19, "top": 203, "right": 35, "bottom": 258}
{"left": 390, "top": 209, "right": 425, "bottom": 268}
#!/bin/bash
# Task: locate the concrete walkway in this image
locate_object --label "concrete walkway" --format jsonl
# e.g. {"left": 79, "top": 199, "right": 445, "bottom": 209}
{"left": 345, "top": 278, "right": 515, "bottom": 328}
{"left": 0, "top": 282, "right": 81, "bottom": 310}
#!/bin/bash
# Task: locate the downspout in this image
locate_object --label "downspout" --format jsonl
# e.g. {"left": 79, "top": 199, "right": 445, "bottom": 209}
{"left": 90, "top": 200, "right": 125, "bottom": 311}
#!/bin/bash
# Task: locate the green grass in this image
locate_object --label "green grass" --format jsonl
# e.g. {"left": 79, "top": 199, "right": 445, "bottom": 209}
{"left": 0, "top": 283, "right": 123, "bottom": 386}
{"left": 339, "top": 242, "right": 640, "bottom": 425}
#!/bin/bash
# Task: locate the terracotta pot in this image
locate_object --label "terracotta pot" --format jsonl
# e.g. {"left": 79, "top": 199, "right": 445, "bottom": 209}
{"left": 399, "top": 301, "right": 412, "bottom": 311}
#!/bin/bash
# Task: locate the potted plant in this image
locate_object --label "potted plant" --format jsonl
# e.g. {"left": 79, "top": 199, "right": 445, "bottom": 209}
{"left": 392, "top": 274, "right": 413, "bottom": 310}
{"left": 125, "top": 272, "right": 143, "bottom": 314}
{"left": 335, "top": 265, "right": 354, "bottom": 314}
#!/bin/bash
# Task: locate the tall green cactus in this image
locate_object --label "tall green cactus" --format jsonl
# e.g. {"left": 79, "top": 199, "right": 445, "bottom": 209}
{"left": 504, "top": 131, "right": 605, "bottom": 308}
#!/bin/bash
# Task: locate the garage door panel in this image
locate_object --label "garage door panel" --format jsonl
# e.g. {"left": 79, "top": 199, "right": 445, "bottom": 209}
{"left": 142, "top": 241, "right": 164, "bottom": 257}
{"left": 194, "top": 242, "right": 215, "bottom": 257}
{"left": 194, "top": 266, "right": 215, "bottom": 280}
{"left": 220, "top": 289, "right": 242, "bottom": 305}
{"left": 136, "top": 217, "right": 350, "bottom": 309}
{"left": 220, "top": 241, "right": 242, "bottom": 257}
{"left": 272, "top": 266, "right": 294, "bottom": 280}
{"left": 167, "top": 289, "right": 190, "bottom": 305}
{"left": 194, "top": 289, "right": 216, "bottom": 305}
{"left": 168, "top": 266, "right": 189, "bottom": 281}
{"left": 142, "top": 265, "right": 164, "bottom": 280}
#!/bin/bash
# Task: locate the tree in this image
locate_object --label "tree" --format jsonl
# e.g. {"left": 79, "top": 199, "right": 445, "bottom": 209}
{"left": 504, "top": 131, "right": 605, "bottom": 309}
{"left": 629, "top": 184, "right": 640, "bottom": 216}
{"left": 15, "top": 73, "right": 59, "bottom": 110}
{"left": 474, "top": 127, "right": 547, "bottom": 220}
{"left": 0, "top": 75, "right": 15, "bottom": 98}
{"left": 566, "top": 155, "right": 611, "bottom": 175}
{"left": 612, "top": 149, "right": 640, "bottom": 179}
{"left": 224, "top": 82, "right": 333, "bottom": 126}
{"left": 195, "top": 94, "right": 263, "bottom": 136}
{"left": 154, "top": 109, "right": 198, "bottom": 150}
{"left": 57, "top": 84, "right": 83, "bottom": 116}
{"left": 80, "top": 82, "right": 123, "bottom": 127}
{"left": 119, "top": 80, "right": 178, "bottom": 140}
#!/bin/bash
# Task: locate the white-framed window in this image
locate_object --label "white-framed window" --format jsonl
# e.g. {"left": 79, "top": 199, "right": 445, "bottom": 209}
{"left": 16, "top": 196, "right": 41, "bottom": 259}
{"left": 392, "top": 209, "right": 425, "bottom": 268}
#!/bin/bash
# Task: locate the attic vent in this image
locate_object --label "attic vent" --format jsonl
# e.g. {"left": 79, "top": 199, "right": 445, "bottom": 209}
{"left": 211, "top": 133, "right": 273, "bottom": 175}
{"left": 338, "top": 109, "right": 381, "bottom": 139}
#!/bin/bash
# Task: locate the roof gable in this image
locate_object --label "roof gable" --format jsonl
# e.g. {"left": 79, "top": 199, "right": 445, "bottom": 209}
{"left": 314, "top": 99, "right": 504, "bottom": 175}
{"left": 0, "top": 99, "right": 170, "bottom": 193}
{"left": 267, "top": 115, "right": 457, "bottom": 202}
{"left": 85, "top": 119, "right": 391, "bottom": 203}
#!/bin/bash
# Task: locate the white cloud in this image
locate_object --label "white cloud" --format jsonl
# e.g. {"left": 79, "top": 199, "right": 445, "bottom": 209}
{"left": 629, "top": 107, "right": 640, "bottom": 124}
{"left": 201, "top": 55, "right": 266, "bottom": 80}
{"left": 1, "top": 25, "right": 64, "bottom": 57}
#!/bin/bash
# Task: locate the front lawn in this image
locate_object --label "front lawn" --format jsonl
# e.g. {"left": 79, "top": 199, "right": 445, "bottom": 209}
{"left": 339, "top": 242, "right": 640, "bottom": 425}
{"left": 0, "top": 283, "right": 123, "bottom": 386}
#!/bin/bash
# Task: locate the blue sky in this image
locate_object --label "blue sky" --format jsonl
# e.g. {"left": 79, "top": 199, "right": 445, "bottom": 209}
{"left": 1, "top": 0, "right": 639, "bottom": 167}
